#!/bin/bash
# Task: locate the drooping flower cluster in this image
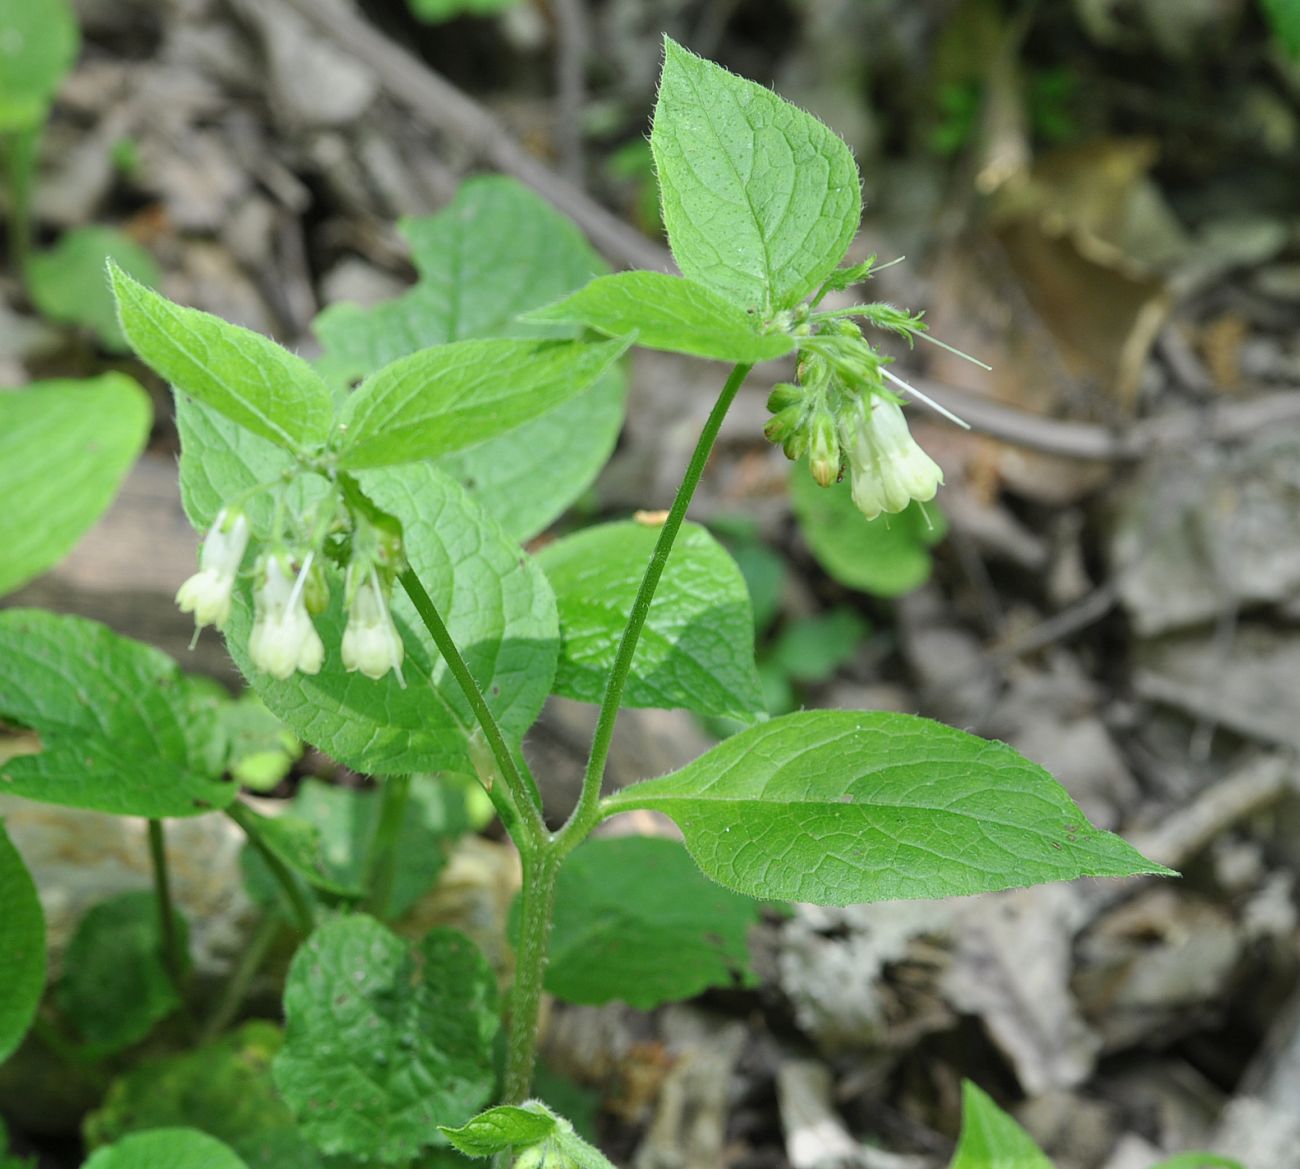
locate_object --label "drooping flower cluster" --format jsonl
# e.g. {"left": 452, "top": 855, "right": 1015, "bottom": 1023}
{"left": 176, "top": 496, "right": 406, "bottom": 684}
{"left": 763, "top": 314, "right": 948, "bottom": 520}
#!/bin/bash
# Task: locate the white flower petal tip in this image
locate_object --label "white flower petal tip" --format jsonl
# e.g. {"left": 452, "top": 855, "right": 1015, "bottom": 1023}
{"left": 249, "top": 554, "right": 326, "bottom": 679}
{"left": 176, "top": 507, "right": 250, "bottom": 632}
{"left": 341, "top": 573, "right": 405, "bottom": 683}
{"left": 843, "top": 398, "right": 944, "bottom": 521}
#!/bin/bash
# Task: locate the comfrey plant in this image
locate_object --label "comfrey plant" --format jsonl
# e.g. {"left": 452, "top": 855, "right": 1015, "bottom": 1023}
{"left": 0, "top": 40, "right": 1177, "bottom": 1169}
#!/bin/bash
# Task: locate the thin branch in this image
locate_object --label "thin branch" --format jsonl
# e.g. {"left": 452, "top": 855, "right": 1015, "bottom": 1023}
{"left": 278, "top": 0, "right": 671, "bottom": 273}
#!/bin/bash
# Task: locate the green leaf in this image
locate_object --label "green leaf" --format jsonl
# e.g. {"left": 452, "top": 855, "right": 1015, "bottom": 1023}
{"left": 241, "top": 776, "right": 465, "bottom": 919}
{"left": 273, "top": 917, "right": 499, "bottom": 1163}
{"left": 535, "top": 836, "right": 760, "bottom": 1009}
{"left": 441, "top": 1103, "right": 615, "bottom": 1168}
{"left": 315, "top": 177, "right": 604, "bottom": 379}
{"left": 0, "top": 823, "right": 44, "bottom": 1065}
{"left": 950, "top": 1082, "right": 1053, "bottom": 1169}
{"left": 110, "top": 264, "right": 332, "bottom": 452}
{"left": 790, "top": 461, "right": 946, "bottom": 597}
{"left": 440, "top": 1105, "right": 557, "bottom": 1157}
{"left": 537, "top": 520, "right": 764, "bottom": 722}
{"left": 314, "top": 176, "right": 625, "bottom": 541}
{"left": 0, "top": 0, "right": 78, "bottom": 130}
{"left": 1261, "top": 0, "right": 1300, "bottom": 57}
{"left": 604, "top": 710, "right": 1173, "bottom": 906}
{"left": 28, "top": 226, "right": 160, "bottom": 351}
{"left": 0, "top": 374, "right": 151, "bottom": 597}
{"left": 651, "top": 37, "right": 861, "bottom": 315}
{"left": 335, "top": 336, "right": 627, "bottom": 470}
{"left": 82, "top": 1129, "right": 250, "bottom": 1169}
{"left": 525, "top": 272, "right": 794, "bottom": 363}
{"left": 231, "top": 803, "right": 363, "bottom": 899}
{"left": 769, "top": 608, "right": 868, "bottom": 684}
{"left": 437, "top": 371, "right": 626, "bottom": 542}
{"left": 57, "top": 891, "right": 188, "bottom": 1055}
{"left": 84, "top": 1022, "right": 325, "bottom": 1169}
{"left": 176, "top": 397, "right": 559, "bottom": 778}
{"left": 0, "top": 610, "right": 234, "bottom": 817}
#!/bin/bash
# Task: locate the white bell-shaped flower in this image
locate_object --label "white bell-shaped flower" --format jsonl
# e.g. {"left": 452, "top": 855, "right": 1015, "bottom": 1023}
{"left": 249, "top": 553, "right": 325, "bottom": 679}
{"left": 841, "top": 397, "right": 943, "bottom": 520}
{"left": 176, "top": 508, "right": 250, "bottom": 631}
{"left": 341, "top": 567, "right": 405, "bottom": 683}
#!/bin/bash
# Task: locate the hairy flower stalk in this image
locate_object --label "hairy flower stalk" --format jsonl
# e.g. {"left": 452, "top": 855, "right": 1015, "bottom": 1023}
{"left": 342, "top": 564, "right": 406, "bottom": 684}
{"left": 840, "top": 395, "right": 943, "bottom": 520}
{"left": 176, "top": 507, "right": 250, "bottom": 631}
{"left": 249, "top": 551, "right": 325, "bottom": 679}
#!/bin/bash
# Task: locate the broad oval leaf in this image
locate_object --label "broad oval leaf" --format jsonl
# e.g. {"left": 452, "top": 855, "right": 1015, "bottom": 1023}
{"left": 651, "top": 37, "right": 861, "bottom": 315}
{"left": 534, "top": 836, "right": 759, "bottom": 1009}
{"left": 273, "top": 917, "right": 498, "bottom": 1163}
{"left": 790, "top": 460, "right": 946, "bottom": 598}
{"left": 437, "top": 370, "right": 626, "bottom": 542}
{"left": 604, "top": 710, "right": 1172, "bottom": 906}
{"left": 334, "top": 336, "right": 627, "bottom": 470}
{"left": 176, "top": 397, "right": 559, "bottom": 777}
{"left": 525, "top": 272, "right": 794, "bottom": 363}
{"left": 314, "top": 176, "right": 627, "bottom": 542}
{"left": 57, "top": 891, "right": 189, "bottom": 1055}
{"left": 315, "top": 175, "right": 606, "bottom": 380}
{"left": 0, "top": 373, "right": 150, "bottom": 597}
{"left": 82, "top": 1129, "right": 250, "bottom": 1169}
{"left": 0, "top": 823, "right": 44, "bottom": 1064}
{"left": 950, "top": 1082, "right": 1053, "bottom": 1169}
{"left": 0, "top": 610, "right": 234, "bottom": 817}
{"left": 537, "top": 520, "right": 765, "bottom": 722}
{"left": 111, "top": 264, "right": 333, "bottom": 452}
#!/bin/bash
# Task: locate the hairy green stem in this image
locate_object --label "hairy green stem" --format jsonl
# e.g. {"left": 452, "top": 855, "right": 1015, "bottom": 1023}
{"left": 502, "top": 847, "right": 560, "bottom": 1103}
{"left": 558, "top": 362, "right": 752, "bottom": 849}
{"left": 398, "top": 568, "right": 546, "bottom": 846}
{"left": 200, "top": 913, "right": 281, "bottom": 1043}
{"left": 226, "top": 804, "right": 315, "bottom": 935}
{"left": 363, "top": 772, "right": 412, "bottom": 917}
{"left": 147, "top": 819, "right": 188, "bottom": 991}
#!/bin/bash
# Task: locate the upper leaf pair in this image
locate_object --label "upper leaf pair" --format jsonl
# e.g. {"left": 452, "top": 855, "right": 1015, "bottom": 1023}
{"left": 109, "top": 265, "right": 626, "bottom": 472}
{"left": 529, "top": 38, "right": 862, "bottom": 357}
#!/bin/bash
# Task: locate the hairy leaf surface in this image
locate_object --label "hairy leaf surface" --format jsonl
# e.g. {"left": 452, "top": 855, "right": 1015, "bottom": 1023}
{"left": 335, "top": 336, "right": 626, "bottom": 470}
{"left": 605, "top": 710, "right": 1171, "bottom": 905}
{"left": 651, "top": 37, "right": 861, "bottom": 314}
{"left": 526, "top": 272, "right": 794, "bottom": 362}
{"left": 537, "top": 521, "right": 764, "bottom": 721}
{"left": 0, "top": 610, "right": 233, "bottom": 817}
{"left": 274, "top": 917, "right": 498, "bottom": 1163}
{"left": 537, "top": 836, "right": 759, "bottom": 1008}
{"left": 112, "top": 265, "right": 332, "bottom": 451}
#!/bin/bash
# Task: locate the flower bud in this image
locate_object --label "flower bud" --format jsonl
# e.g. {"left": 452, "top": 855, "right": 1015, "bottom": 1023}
{"left": 302, "top": 559, "right": 330, "bottom": 616}
{"left": 249, "top": 553, "right": 325, "bottom": 679}
{"left": 763, "top": 403, "right": 804, "bottom": 445}
{"left": 766, "top": 382, "right": 803, "bottom": 414}
{"left": 808, "top": 409, "right": 841, "bottom": 487}
{"left": 175, "top": 507, "right": 250, "bottom": 631}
